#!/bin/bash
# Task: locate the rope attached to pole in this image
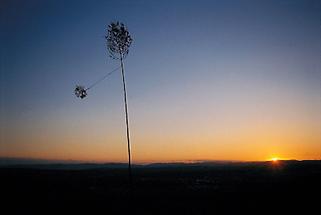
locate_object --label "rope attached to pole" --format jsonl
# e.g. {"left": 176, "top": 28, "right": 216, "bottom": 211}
{"left": 74, "top": 66, "right": 120, "bottom": 99}
{"left": 86, "top": 66, "right": 120, "bottom": 90}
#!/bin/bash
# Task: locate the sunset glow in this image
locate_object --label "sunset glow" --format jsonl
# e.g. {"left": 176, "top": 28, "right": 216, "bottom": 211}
{"left": 1, "top": 0, "right": 320, "bottom": 163}
{"left": 271, "top": 158, "right": 279, "bottom": 162}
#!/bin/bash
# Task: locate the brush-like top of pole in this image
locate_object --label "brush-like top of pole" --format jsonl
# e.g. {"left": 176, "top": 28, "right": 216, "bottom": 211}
{"left": 106, "top": 21, "right": 133, "bottom": 59}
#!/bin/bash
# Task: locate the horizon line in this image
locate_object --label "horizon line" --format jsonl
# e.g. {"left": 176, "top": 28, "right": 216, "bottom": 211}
{"left": 0, "top": 156, "right": 318, "bottom": 165}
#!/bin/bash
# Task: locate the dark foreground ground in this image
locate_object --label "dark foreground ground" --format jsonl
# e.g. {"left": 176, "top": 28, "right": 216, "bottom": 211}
{"left": 1, "top": 160, "right": 321, "bottom": 214}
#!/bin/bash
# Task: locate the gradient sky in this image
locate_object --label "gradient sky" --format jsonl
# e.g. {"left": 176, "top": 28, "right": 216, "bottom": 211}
{"left": 1, "top": 0, "right": 321, "bottom": 162}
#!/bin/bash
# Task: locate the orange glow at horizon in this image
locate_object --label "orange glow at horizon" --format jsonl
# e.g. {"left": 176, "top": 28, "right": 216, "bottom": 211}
{"left": 271, "top": 157, "right": 279, "bottom": 162}
{"left": 1, "top": 71, "right": 321, "bottom": 163}
{"left": 2, "top": 118, "right": 321, "bottom": 163}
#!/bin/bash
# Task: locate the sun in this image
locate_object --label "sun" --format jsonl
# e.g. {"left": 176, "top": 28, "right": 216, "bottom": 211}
{"left": 271, "top": 157, "right": 279, "bottom": 162}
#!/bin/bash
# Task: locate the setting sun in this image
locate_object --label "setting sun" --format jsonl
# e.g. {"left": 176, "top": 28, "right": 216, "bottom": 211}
{"left": 271, "top": 157, "right": 279, "bottom": 162}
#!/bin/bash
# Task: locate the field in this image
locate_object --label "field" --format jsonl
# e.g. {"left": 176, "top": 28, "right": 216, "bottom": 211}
{"left": 1, "top": 160, "right": 321, "bottom": 214}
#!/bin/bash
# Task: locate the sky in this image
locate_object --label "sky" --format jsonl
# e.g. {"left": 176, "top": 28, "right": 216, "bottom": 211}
{"left": 1, "top": 0, "right": 320, "bottom": 162}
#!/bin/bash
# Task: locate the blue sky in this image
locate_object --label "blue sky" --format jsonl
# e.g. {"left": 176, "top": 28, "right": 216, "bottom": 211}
{"left": 1, "top": 0, "right": 320, "bottom": 162}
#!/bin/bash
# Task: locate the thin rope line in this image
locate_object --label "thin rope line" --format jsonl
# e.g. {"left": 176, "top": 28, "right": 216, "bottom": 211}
{"left": 86, "top": 66, "right": 120, "bottom": 90}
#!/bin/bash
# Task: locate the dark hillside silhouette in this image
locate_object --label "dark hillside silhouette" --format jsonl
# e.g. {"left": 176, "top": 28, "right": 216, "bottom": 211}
{"left": 1, "top": 160, "right": 321, "bottom": 214}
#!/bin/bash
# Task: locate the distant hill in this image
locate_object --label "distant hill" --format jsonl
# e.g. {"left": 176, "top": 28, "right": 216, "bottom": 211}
{"left": 0, "top": 157, "right": 80, "bottom": 166}
{"left": 0, "top": 157, "right": 129, "bottom": 169}
{"left": 1, "top": 157, "right": 320, "bottom": 170}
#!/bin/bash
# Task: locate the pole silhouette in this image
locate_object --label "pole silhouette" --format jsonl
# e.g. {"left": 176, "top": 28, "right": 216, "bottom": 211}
{"left": 120, "top": 52, "right": 132, "bottom": 186}
{"left": 106, "top": 21, "right": 133, "bottom": 188}
{"left": 74, "top": 21, "right": 133, "bottom": 189}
